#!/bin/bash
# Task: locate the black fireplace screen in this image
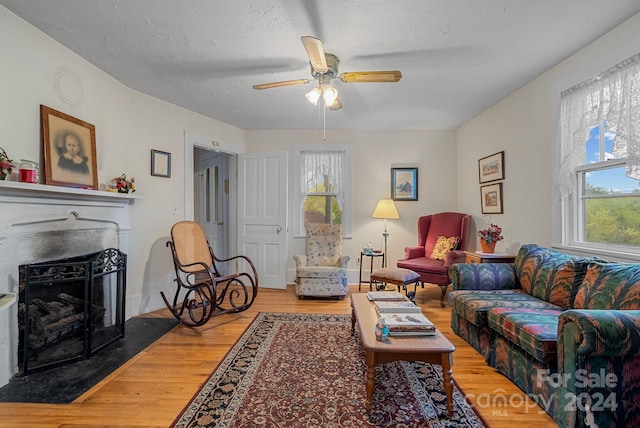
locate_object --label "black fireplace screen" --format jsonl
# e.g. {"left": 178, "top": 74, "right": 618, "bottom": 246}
{"left": 18, "top": 248, "right": 126, "bottom": 375}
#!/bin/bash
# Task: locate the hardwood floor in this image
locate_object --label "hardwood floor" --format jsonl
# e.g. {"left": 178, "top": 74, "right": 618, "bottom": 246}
{"left": 0, "top": 284, "right": 557, "bottom": 427}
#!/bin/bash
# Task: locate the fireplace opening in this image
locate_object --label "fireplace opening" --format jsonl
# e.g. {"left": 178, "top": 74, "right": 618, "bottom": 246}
{"left": 18, "top": 248, "right": 126, "bottom": 375}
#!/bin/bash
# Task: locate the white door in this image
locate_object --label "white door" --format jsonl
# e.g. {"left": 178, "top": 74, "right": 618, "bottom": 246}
{"left": 238, "top": 151, "right": 287, "bottom": 289}
{"left": 196, "top": 152, "right": 228, "bottom": 266}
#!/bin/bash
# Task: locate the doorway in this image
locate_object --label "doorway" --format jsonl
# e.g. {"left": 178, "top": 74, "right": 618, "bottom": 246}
{"left": 194, "top": 147, "right": 232, "bottom": 272}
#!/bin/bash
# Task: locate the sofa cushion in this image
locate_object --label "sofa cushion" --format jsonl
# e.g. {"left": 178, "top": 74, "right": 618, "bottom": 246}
{"left": 573, "top": 262, "right": 640, "bottom": 310}
{"left": 430, "top": 235, "right": 459, "bottom": 261}
{"left": 448, "top": 289, "right": 563, "bottom": 326}
{"left": 514, "top": 244, "right": 591, "bottom": 309}
{"left": 296, "top": 266, "right": 347, "bottom": 279}
{"left": 396, "top": 257, "right": 446, "bottom": 275}
{"left": 488, "top": 307, "right": 562, "bottom": 364}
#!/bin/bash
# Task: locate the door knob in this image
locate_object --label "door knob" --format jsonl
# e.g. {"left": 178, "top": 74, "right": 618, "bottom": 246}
{"left": 276, "top": 226, "right": 283, "bottom": 233}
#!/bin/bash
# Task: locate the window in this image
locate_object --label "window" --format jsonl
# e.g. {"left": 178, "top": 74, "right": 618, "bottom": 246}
{"left": 559, "top": 52, "right": 640, "bottom": 254}
{"left": 576, "top": 123, "right": 640, "bottom": 247}
{"left": 293, "top": 144, "right": 352, "bottom": 237}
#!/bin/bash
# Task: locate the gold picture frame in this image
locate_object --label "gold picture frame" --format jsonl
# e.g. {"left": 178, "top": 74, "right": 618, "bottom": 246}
{"left": 41, "top": 105, "right": 98, "bottom": 189}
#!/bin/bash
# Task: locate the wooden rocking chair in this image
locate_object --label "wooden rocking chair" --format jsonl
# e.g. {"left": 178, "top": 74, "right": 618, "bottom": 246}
{"left": 161, "top": 221, "right": 258, "bottom": 327}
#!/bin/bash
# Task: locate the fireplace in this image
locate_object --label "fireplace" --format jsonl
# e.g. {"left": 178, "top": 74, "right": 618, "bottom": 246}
{"left": 18, "top": 248, "right": 126, "bottom": 374}
{"left": 0, "top": 181, "right": 136, "bottom": 387}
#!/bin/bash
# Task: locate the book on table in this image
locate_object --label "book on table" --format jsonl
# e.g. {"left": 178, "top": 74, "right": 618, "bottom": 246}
{"left": 366, "top": 291, "right": 406, "bottom": 301}
{"left": 382, "top": 312, "right": 436, "bottom": 335}
{"left": 374, "top": 300, "right": 422, "bottom": 314}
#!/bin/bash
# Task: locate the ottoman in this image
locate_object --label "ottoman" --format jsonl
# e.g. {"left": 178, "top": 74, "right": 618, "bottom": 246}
{"left": 370, "top": 267, "right": 420, "bottom": 302}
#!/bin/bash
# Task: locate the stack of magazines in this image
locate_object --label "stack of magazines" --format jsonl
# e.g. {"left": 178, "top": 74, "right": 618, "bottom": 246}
{"left": 380, "top": 312, "right": 436, "bottom": 336}
{"left": 366, "top": 291, "right": 406, "bottom": 301}
{"left": 374, "top": 300, "right": 421, "bottom": 314}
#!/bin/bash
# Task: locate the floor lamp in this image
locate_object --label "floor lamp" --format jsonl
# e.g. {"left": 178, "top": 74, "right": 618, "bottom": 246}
{"left": 371, "top": 199, "right": 400, "bottom": 267}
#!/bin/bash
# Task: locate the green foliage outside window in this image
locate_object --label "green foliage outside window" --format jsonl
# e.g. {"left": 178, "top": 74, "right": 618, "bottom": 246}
{"left": 303, "top": 174, "right": 342, "bottom": 225}
{"left": 585, "top": 184, "right": 640, "bottom": 246}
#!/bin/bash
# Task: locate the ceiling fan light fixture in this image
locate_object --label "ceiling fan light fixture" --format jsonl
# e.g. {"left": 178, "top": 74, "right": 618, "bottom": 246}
{"left": 305, "top": 87, "right": 322, "bottom": 105}
{"left": 322, "top": 84, "right": 339, "bottom": 107}
{"left": 328, "top": 95, "right": 343, "bottom": 111}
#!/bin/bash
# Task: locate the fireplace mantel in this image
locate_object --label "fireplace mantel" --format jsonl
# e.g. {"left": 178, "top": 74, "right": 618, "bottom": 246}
{"left": 0, "top": 181, "right": 138, "bottom": 387}
{"left": 0, "top": 180, "right": 140, "bottom": 202}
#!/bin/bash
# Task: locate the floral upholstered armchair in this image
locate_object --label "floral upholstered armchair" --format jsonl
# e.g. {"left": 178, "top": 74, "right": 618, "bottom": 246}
{"left": 293, "top": 223, "right": 350, "bottom": 299}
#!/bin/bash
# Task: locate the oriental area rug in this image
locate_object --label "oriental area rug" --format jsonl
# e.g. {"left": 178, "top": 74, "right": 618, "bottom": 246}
{"left": 172, "top": 312, "right": 486, "bottom": 428}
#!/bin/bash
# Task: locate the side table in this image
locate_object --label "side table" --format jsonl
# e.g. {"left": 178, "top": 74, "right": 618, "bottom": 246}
{"left": 464, "top": 251, "right": 516, "bottom": 264}
{"left": 358, "top": 251, "right": 385, "bottom": 291}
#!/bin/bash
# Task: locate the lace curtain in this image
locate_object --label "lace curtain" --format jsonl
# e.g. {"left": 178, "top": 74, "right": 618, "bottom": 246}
{"left": 300, "top": 149, "right": 345, "bottom": 212}
{"left": 559, "top": 52, "right": 640, "bottom": 196}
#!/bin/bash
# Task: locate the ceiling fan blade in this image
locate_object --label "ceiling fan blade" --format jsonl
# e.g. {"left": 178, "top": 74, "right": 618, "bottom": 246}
{"left": 339, "top": 71, "right": 402, "bottom": 83}
{"left": 253, "top": 79, "right": 310, "bottom": 90}
{"left": 301, "top": 36, "right": 328, "bottom": 74}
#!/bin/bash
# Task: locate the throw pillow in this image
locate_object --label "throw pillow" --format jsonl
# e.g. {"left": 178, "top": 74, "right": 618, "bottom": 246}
{"left": 430, "top": 236, "right": 459, "bottom": 261}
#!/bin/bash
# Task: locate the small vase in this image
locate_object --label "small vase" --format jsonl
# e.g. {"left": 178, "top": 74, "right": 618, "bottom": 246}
{"left": 480, "top": 239, "right": 496, "bottom": 253}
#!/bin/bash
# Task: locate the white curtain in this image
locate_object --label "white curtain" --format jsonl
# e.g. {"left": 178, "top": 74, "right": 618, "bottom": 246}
{"left": 300, "top": 149, "right": 345, "bottom": 212}
{"left": 559, "top": 52, "right": 640, "bottom": 196}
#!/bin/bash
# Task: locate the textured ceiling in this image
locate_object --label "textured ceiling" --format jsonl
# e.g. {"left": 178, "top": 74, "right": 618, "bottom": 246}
{"left": 2, "top": 1, "right": 640, "bottom": 130}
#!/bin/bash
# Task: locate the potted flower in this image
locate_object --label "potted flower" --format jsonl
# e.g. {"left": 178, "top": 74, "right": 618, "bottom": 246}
{"left": 0, "top": 147, "right": 15, "bottom": 181}
{"left": 111, "top": 173, "right": 136, "bottom": 193}
{"left": 477, "top": 222, "right": 503, "bottom": 253}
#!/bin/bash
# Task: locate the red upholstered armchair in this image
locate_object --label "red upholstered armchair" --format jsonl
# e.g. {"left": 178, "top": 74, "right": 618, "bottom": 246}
{"left": 396, "top": 212, "right": 471, "bottom": 307}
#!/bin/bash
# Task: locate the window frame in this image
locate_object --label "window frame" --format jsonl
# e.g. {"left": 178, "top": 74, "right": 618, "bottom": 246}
{"left": 565, "top": 155, "right": 640, "bottom": 257}
{"left": 292, "top": 144, "right": 353, "bottom": 238}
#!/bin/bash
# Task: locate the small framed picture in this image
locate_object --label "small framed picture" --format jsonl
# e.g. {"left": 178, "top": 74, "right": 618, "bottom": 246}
{"left": 480, "top": 183, "right": 504, "bottom": 214}
{"left": 151, "top": 149, "right": 171, "bottom": 178}
{"left": 478, "top": 151, "right": 505, "bottom": 183}
{"left": 41, "top": 105, "right": 98, "bottom": 189}
{"left": 391, "top": 167, "right": 418, "bottom": 201}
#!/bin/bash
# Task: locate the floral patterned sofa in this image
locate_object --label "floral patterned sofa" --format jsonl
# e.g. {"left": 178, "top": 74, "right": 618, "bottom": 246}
{"left": 448, "top": 244, "right": 640, "bottom": 427}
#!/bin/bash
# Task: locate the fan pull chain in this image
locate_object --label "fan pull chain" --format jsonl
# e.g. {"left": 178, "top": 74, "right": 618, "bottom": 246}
{"left": 323, "top": 101, "right": 326, "bottom": 143}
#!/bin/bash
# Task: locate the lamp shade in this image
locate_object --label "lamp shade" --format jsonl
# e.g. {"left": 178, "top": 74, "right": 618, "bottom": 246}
{"left": 322, "top": 85, "right": 339, "bottom": 106}
{"left": 372, "top": 199, "right": 400, "bottom": 219}
{"left": 305, "top": 87, "right": 322, "bottom": 105}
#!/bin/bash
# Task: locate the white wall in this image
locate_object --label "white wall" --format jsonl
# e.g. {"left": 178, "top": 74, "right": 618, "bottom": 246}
{"left": 456, "top": 12, "right": 640, "bottom": 256}
{"left": 245, "top": 129, "right": 458, "bottom": 283}
{"left": 0, "top": 6, "right": 246, "bottom": 318}
{"left": 4, "top": 2, "right": 640, "bottom": 315}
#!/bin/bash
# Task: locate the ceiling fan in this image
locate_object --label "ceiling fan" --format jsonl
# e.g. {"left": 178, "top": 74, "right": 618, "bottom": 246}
{"left": 253, "top": 36, "right": 402, "bottom": 110}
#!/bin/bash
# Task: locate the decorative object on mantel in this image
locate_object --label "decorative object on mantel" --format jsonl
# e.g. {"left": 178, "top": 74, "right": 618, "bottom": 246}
{"left": 18, "top": 160, "right": 39, "bottom": 184}
{"left": 0, "top": 147, "right": 15, "bottom": 180}
{"left": 41, "top": 105, "right": 98, "bottom": 190}
{"left": 109, "top": 173, "right": 136, "bottom": 193}
{"left": 477, "top": 221, "right": 503, "bottom": 253}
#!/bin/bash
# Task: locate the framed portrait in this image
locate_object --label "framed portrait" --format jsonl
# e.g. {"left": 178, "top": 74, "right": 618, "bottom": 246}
{"left": 391, "top": 167, "right": 418, "bottom": 201}
{"left": 41, "top": 105, "right": 98, "bottom": 189}
{"left": 151, "top": 149, "right": 171, "bottom": 178}
{"left": 478, "top": 151, "right": 505, "bottom": 183}
{"left": 480, "top": 183, "right": 504, "bottom": 214}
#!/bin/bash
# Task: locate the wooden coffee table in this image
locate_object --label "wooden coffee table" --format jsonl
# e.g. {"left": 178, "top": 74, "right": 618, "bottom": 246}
{"left": 350, "top": 294, "right": 456, "bottom": 416}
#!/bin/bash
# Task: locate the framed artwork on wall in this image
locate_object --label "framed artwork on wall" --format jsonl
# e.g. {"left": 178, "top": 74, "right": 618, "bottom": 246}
{"left": 480, "top": 182, "right": 504, "bottom": 214}
{"left": 391, "top": 167, "right": 418, "bottom": 201}
{"left": 478, "top": 151, "right": 505, "bottom": 183}
{"left": 151, "top": 149, "right": 171, "bottom": 178}
{"left": 40, "top": 105, "right": 98, "bottom": 189}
